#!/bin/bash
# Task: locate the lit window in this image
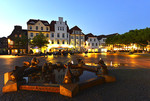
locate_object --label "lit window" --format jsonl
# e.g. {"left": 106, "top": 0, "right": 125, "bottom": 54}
{"left": 36, "top": 26, "right": 38, "bottom": 30}
{"left": 57, "top": 40, "right": 59, "bottom": 44}
{"left": 46, "top": 34, "right": 49, "bottom": 37}
{"left": 15, "top": 34, "right": 17, "bottom": 37}
{"left": 41, "top": 27, "right": 43, "bottom": 30}
{"left": 57, "top": 33, "right": 60, "bottom": 37}
{"left": 88, "top": 43, "right": 90, "bottom": 46}
{"left": 51, "top": 33, "right": 54, "bottom": 37}
{"left": 62, "top": 33, "right": 65, "bottom": 38}
{"left": 19, "top": 34, "right": 22, "bottom": 37}
{"left": 30, "top": 33, "right": 33, "bottom": 37}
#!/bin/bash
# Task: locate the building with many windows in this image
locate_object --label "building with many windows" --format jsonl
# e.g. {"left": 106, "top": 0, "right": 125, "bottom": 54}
{"left": 0, "top": 37, "right": 8, "bottom": 54}
{"left": 27, "top": 19, "right": 50, "bottom": 53}
{"left": 49, "top": 17, "right": 70, "bottom": 52}
{"left": 85, "top": 33, "right": 99, "bottom": 52}
{"left": 5, "top": 17, "right": 121, "bottom": 54}
{"left": 8, "top": 26, "right": 28, "bottom": 54}
{"left": 69, "top": 26, "right": 85, "bottom": 51}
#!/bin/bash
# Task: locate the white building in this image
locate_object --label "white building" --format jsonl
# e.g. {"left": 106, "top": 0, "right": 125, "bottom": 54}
{"left": 85, "top": 33, "right": 99, "bottom": 52}
{"left": 49, "top": 17, "right": 70, "bottom": 51}
{"left": 69, "top": 26, "right": 85, "bottom": 51}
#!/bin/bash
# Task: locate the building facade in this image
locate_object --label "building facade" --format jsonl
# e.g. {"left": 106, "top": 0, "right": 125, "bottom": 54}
{"left": 0, "top": 37, "right": 8, "bottom": 54}
{"left": 5, "top": 17, "right": 119, "bottom": 54}
{"left": 27, "top": 19, "right": 50, "bottom": 53}
{"left": 49, "top": 17, "right": 70, "bottom": 52}
{"left": 85, "top": 33, "right": 99, "bottom": 52}
{"left": 69, "top": 26, "right": 85, "bottom": 51}
{"left": 8, "top": 26, "right": 28, "bottom": 54}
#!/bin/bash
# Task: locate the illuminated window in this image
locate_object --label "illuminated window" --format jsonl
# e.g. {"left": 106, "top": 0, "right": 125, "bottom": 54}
{"left": 19, "top": 34, "right": 22, "bottom": 37}
{"left": 88, "top": 43, "right": 90, "bottom": 46}
{"left": 30, "top": 33, "right": 33, "bottom": 37}
{"left": 15, "top": 34, "right": 17, "bottom": 37}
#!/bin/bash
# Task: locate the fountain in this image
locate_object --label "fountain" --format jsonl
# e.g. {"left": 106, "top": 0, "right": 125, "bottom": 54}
{"left": 2, "top": 57, "right": 116, "bottom": 97}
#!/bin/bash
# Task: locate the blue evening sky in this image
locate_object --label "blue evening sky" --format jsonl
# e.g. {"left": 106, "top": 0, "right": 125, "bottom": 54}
{"left": 0, "top": 0, "right": 150, "bottom": 37}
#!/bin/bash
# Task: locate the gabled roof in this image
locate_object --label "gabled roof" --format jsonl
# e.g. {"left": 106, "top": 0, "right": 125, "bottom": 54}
{"left": 49, "top": 21, "right": 56, "bottom": 31}
{"left": 85, "top": 33, "right": 97, "bottom": 41}
{"left": 49, "top": 20, "right": 69, "bottom": 32}
{"left": 69, "top": 26, "right": 82, "bottom": 34}
{"left": 97, "top": 35, "right": 106, "bottom": 40}
{"left": 106, "top": 33, "right": 119, "bottom": 37}
{"left": 27, "top": 19, "right": 49, "bottom": 26}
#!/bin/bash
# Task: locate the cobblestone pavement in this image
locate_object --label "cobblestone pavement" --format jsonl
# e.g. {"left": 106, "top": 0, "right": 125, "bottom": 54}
{"left": 0, "top": 53, "right": 150, "bottom": 101}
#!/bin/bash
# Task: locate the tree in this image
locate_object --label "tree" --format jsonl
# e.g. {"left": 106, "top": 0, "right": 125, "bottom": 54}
{"left": 29, "top": 32, "right": 49, "bottom": 51}
{"left": 14, "top": 34, "right": 29, "bottom": 54}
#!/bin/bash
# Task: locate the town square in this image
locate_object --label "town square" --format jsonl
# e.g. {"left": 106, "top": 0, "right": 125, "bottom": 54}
{"left": 0, "top": 0, "right": 150, "bottom": 101}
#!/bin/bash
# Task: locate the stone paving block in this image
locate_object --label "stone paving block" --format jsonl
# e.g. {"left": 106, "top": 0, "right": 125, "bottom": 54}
{"left": 79, "top": 77, "right": 105, "bottom": 90}
{"left": 60, "top": 83, "right": 79, "bottom": 97}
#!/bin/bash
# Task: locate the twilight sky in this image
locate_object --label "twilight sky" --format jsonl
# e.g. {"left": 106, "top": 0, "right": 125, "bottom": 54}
{"left": 0, "top": 0, "right": 150, "bottom": 37}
